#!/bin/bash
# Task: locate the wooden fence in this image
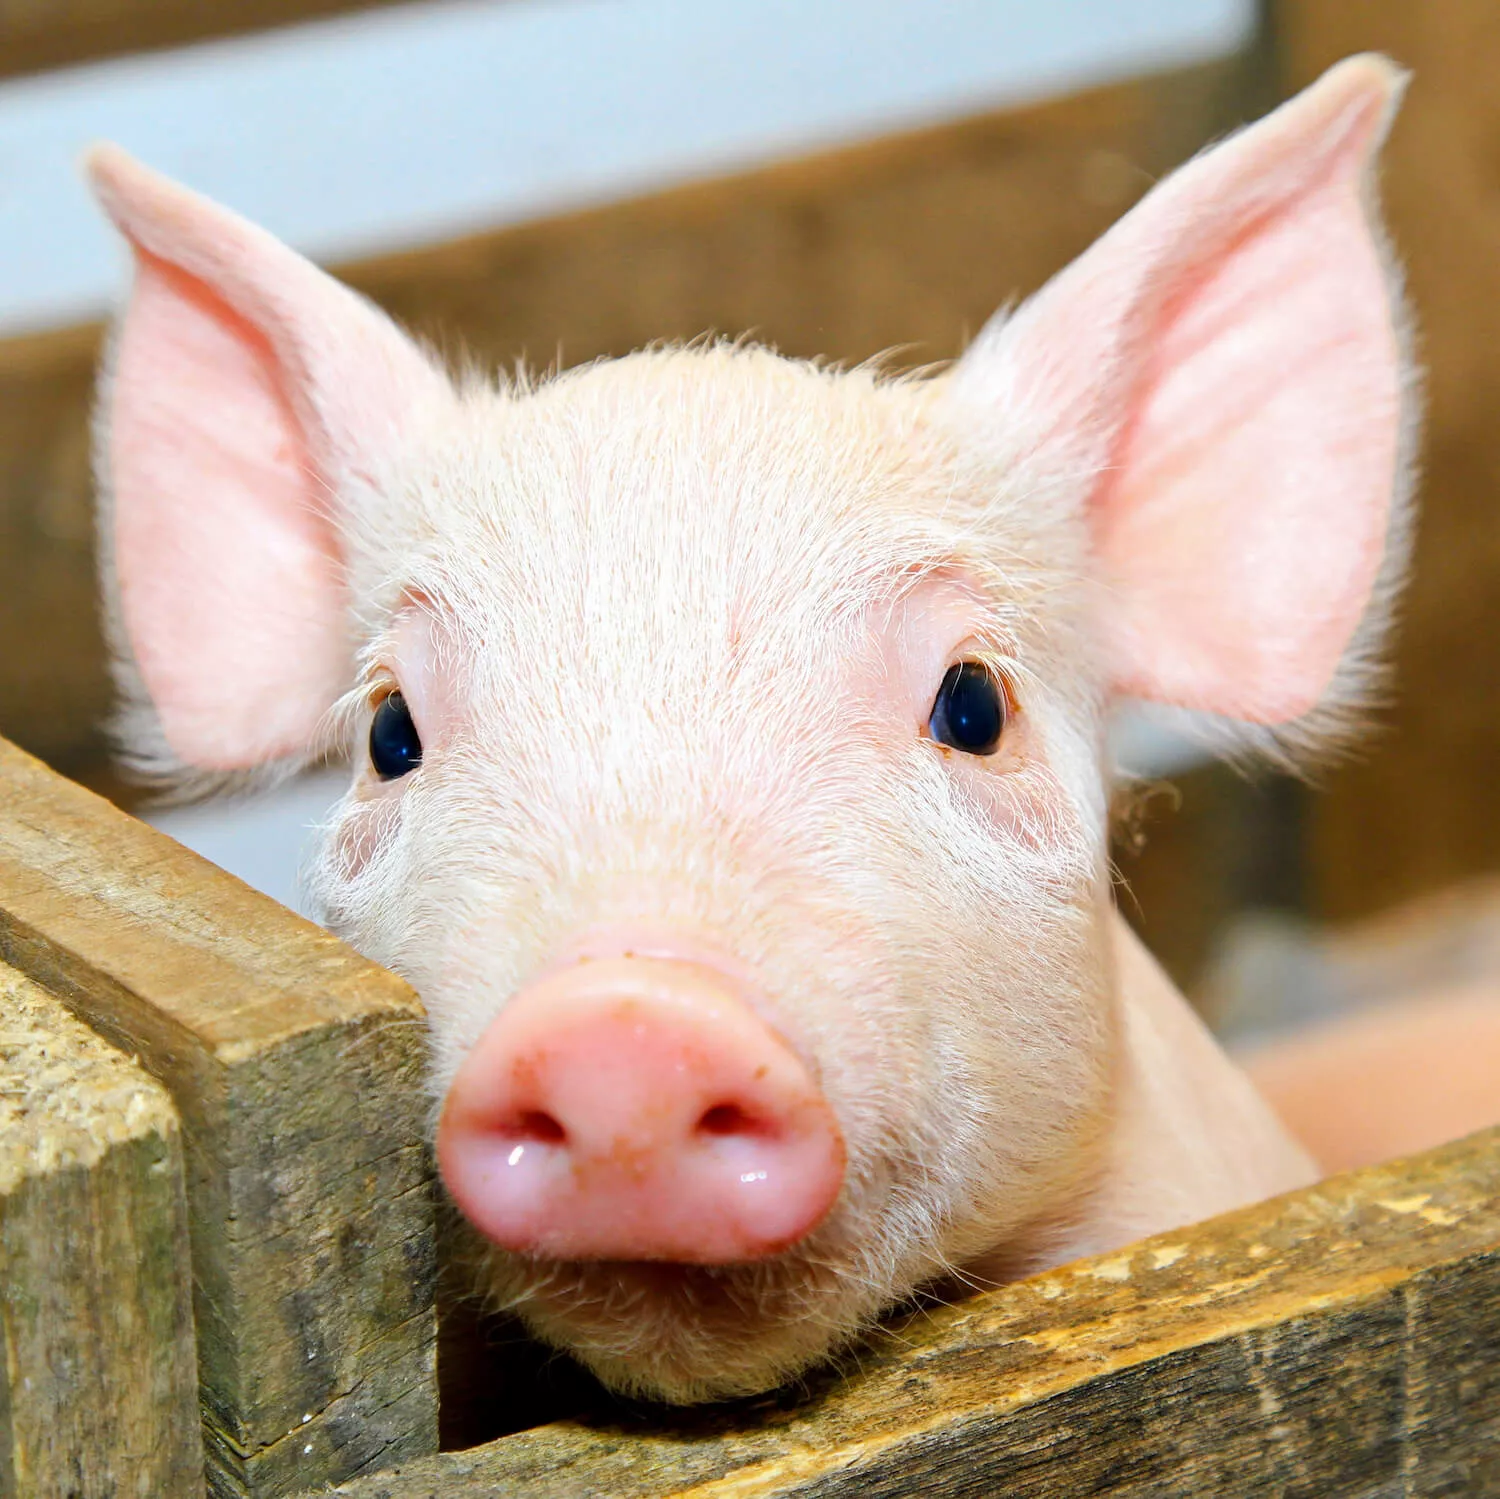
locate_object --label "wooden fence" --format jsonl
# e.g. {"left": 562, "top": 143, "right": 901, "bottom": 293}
{"left": 0, "top": 738, "right": 433, "bottom": 1495}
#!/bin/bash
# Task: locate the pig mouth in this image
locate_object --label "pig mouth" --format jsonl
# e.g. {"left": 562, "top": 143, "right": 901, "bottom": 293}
{"left": 470, "top": 1233, "right": 882, "bottom": 1404}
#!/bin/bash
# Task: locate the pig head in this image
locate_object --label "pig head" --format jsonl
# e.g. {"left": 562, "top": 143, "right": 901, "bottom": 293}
{"left": 88, "top": 55, "right": 1413, "bottom": 1402}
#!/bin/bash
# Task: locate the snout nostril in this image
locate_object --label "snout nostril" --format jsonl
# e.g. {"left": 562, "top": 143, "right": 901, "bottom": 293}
{"left": 441, "top": 964, "right": 848, "bottom": 1263}
{"left": 514, "top": 1109, "right": 567, "bottom": 1145}
{"left": 696, "top": 1102, "right": 765, "bottom": 1138}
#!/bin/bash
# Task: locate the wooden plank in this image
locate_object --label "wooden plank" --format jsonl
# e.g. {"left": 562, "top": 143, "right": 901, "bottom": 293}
{"left": 0, "top": 0, "right": 406, "bottom": 79}
{"left": 0, "top": 324, "right": 111, "bottom": 783}
{"left": 0, "top": 736, "right": 437, "bottom": 1497}
{"left": 1269, "top": 1, "right": 1500, "bottom": 920}
{"left": 0, "top": 54, "right": 1265, "bottom": 788}
{"left": 317, "top": 1126, "right": 1500, "bottom": 1498}
{"left": 0, "top": 960, "right": 201, "bottom": 1497}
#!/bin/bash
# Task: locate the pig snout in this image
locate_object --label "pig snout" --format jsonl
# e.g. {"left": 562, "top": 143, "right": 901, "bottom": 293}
{"left": 436, "top": 957, "right": 846, "bottom": 1264}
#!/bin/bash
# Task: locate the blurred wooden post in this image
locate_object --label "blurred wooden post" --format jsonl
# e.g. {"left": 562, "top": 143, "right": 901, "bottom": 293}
{"left": 0, "top": 964, "right": 202, "bottom": 1497}
{"left": 0, "top": 0, "right": 407, "bottom": 78}
{"left": 1270, "top": 1, "right": 1500, "bottom": 920}
{"left": 0, "top": 738, "right": 438, "bottom": 1497}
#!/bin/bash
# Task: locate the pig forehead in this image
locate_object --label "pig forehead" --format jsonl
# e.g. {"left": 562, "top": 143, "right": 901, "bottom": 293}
{"left": 457, "top": 349, "right": 944, "bottom": 548}
{"left": 389, "top": 348, "right": 1063, "bottom": 651}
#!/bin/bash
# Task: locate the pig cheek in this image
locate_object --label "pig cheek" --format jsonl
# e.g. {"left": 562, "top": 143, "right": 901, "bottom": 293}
{"left": 926, "top": 686, "right": 1098, "bottom": 878}
{"left": 412, "top": 904, "right": 556, "bottom": 1105}
{"left": 910, "top": 768, "right": 1107, "bottom": 1218}
{"left": 730, "top": 801, "right": 927, "bottom": 1123}
{"left": 761, "top": 820, "right": 967, "bottom": 1228}
{"left": 968, "top": 758, "right": 1090, "bottom": 865}
{"left": 328, "top": 786, "right": 405, "bottom": 882}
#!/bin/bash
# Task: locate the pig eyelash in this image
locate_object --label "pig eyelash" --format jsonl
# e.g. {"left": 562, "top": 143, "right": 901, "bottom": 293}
{"left": 970, "top": 652, "right": 1022, "bottom": 717}
{"left": 322, "top": 667, "right": 392, "bottom": 752}
{"left": 966, "top": 644, "right": 1032, "bottom": 714}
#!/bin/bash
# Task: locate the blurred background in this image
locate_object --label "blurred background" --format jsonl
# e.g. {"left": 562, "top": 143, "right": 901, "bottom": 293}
{"left": 0, "top": 0, "right": 1498, "bottom": 1054}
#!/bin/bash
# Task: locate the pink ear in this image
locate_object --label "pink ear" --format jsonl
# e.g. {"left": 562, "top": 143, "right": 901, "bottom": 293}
{"left": 89, "top": 146, "right": 451, "bottom": 772}
{"left": 950, "top": 55, "right": 1410, "bottom": 725}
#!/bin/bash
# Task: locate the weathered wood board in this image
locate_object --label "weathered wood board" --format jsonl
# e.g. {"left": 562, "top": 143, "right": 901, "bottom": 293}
{"left": 0, "top": 960, "right": 201, "bottom": 1497}
{"left": 0, "top": 54, "right": 1262, "bottom": 786}
{"left": 317, "top": 1125, "right": 1500, "bottom": 1498}
{"left": 0, "top": 0, "right": 406, "bottom": 78}
{"left": 0, "top": 736, "right": 437, "bottom": 1497}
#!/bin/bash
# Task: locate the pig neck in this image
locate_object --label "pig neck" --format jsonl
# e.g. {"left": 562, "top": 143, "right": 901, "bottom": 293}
{"left": 973, "top": 911, "right": 1319, "bottom": 1284}
{"left": 1071, "top": 911, "right": 1319, "bottom": 1256}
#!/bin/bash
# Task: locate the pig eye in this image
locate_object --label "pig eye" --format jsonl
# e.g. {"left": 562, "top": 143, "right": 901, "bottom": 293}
{"left": 369, "top": 690, "right": 423, "bottom": 780}
{"left": 929, "top": 662, "right": 1005, "bottom": 756}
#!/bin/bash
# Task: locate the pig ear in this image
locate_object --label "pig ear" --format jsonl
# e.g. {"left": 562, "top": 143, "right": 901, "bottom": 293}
{"left": 948, "top": 55, "right": 1413, "bottom": 737}
{"left": 87, "top": 145, "right": 451, "bottom": 781}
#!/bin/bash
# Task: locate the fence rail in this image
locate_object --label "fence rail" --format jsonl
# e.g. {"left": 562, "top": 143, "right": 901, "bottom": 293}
{"left": 322, "top": 1125, "right": 1500, "bottom": 1498}
{"left": 0, "top": 738, "right": 436, "bottom": 1497}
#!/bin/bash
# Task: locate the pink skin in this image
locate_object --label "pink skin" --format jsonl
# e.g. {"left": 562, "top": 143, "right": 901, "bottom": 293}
{"left": 437, "top": 955, "right": 846, "bottom": 1263}
{"left": 1242, "top": 985, "right": 1500, "bottom": 1176}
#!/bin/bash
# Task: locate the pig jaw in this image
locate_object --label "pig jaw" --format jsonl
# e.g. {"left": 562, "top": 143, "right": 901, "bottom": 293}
{"left": 1079, "top": 915, "right": 1319, "bottom": 1244}
{"left": 322, "top": 864, "right": 1120, "bottom": 1405}
{"left": 964, "top": 911, "right": 1320, "bottom": 1291}
{"left": 440, "top": 931, "right": 1119, "bottom": 1408}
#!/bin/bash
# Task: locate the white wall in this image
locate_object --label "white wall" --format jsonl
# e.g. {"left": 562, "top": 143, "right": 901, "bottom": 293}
{"left": 0, "top": 0, "right": 1251, "bottom": 335}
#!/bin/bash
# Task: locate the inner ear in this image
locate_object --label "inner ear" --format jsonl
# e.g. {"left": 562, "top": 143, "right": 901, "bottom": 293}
{"left": 1092, "top": 157, "right": 1404, "bottom": 724}
{"left": 88, "top": 144, "right": 454, "bottom": 780}
{"left": 944, "top": 58, "right": 1409, "bottom": 740}
{"left": 108, "top": 251, "right": 351, "bottom": 770}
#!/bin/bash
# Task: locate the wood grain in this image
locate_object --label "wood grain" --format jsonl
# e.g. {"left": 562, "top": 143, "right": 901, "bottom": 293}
{"left": 318, "top": 1125, "right": 1500, "bottom": 1498}
{"left": 0, "top": 0, "right": 408, "bottom": 79}
{"left": 1271, "top": 2, "right": 1500, "bottom": 919}
{"left": 0, "top": 736, "right": 438, "bottom": 1497}
{"left": 0, "top": 961, "right": 202, "bottom": 1497}
{"left": 0, "top": 55, "right": 1263, "bottom": 786}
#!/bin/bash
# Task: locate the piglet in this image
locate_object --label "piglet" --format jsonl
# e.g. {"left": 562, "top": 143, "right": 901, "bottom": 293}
{"left": 87, "top": 54, "right": 1412, "bottom": 1403}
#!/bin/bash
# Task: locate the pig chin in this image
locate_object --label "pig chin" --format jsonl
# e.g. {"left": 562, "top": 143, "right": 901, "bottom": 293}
{"left": 467, "top": 1226, "right": 890, "bottom": 1404}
